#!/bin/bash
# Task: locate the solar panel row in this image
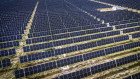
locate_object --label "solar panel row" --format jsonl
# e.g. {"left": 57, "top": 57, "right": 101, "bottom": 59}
{"left": 110, "top": 18, "right": 140, "bottom": 26}
{"left": 0, "top": 30, "right": 24, "bottom": 37}
{"left": 101, "top": 10, "right": 140, "bottom": 23}
{"left": 0, "top": 41, "right": 19, "bottom": 49}
{"left": 132, "top": 32, "right": 140, "bottom": 38}
{"left": 0, "top": 49, "right": 16, "bottom": 57}
{"left": 0, "top": 35, "right": 22, "bottom": 42}
{"left": 123, "top": 27, "right": 140, "bottom": 33}
{"left": 0, "top": 59, "right": 11, "bottom": 68}
{"left": 15, "top": 51, "right": 140, "bottom": 78}
{"left": 54, "top": 53, "right": 140, "bottom": 79}
{"left": 116, "top": 22, "right": 139, "bottom": 29}
{"left": 124, "top": 72, "right": 140, "bottom": 79}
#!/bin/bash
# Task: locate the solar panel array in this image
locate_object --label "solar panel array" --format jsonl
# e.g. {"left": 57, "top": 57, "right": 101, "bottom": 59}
{"left": 0, "top": 0, "right": 140, "bottom": 79}
{"left": 16, "top": 41, "right": 140, "bottom": 78}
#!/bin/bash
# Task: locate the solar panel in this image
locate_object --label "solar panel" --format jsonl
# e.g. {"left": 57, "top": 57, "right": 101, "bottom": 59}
{"left": 0, "top": 41, "right": 19, "bottom": 49}
{"left": 134, "top": 27, "right": 140, "bottom": 31}
{"left": 23, "top": 46, "right": 30, "bottom": 52}
{"left": 22, "top": 61, "right": 57, "bottom": 77}
{"left": 83, "top": 50, "right": 105, "bottom": 60}
{"left": 15, "top": 69, "right": 24, "bottom": 78}
{"left": 124, "top": 41, "right": 140, "bottom": 50}
{"left": 77, "top": 41, "right": 97, "bottom": 50}
{"left": 0, "top": 49, "right": 16, "bottom": 57}
{"left": 52, "top": 33, "right": 70, "bottom": 40}
{"left": 137, "top": 53, "right": 140, "bottom": 60}
{"left": 123, "top": 28, "right": 135, "bottom": 33}
{"left": 0, "top": 42, "right": 12, "bottom": 49}
{"left": 0, "top": 35, "right": 22, "bottom": 42}
{"left": 119, "top": 20, "right": 130, "bottom": 25}
{"left": 105, "top": 45, "right": 124, "bottom": 54}
{"left": 0, "top": 59, "right": 11, "bottom": 68}
{"left": 124, "top": 72, "right": 140, "bottom": 79}
{"left": 23, "top": 42, "right": 53, "bottom": 52}
{"left": 20, "top": 50, "right": 55, "bottom": 63}
{"left": 131, "top": 72, "right": 140, "bottom": 79}
{"left": 114, "top": 35, "right": 129, "bottom": 42}
{"left": 70, "top": 31, "right": 86, "bottom": 37}
{"left": 97, "top": 38, "right": 114, "bottom": 46}
{"left": 100, "top": 27, "right": 113, "bottom": 32}
{"left": 116, "top": 54, "right": 138, "bottom": 66}
{"left": 132, "top": 32, "right": 140, "bottom": 38}
{"left": 13, "top": 41, "right": 19, "bottom": 46}
{"left": 106, "top": 31, "right": 120, "bottom": 36}
{"left": 116, "top": 25, "right": 127, "bottom": 29}
{"left": 127, "top": 23, "right": 136, "bottom": 28}
{"left": 86, "top": 28, "right": 100, "bottom": 34}
{"left": 68, "top": 27, "right": 81, "bottom": 32}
